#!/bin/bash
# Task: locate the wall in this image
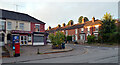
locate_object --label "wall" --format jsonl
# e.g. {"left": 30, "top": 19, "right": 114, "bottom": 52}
{"left": 31, "top": 22, "right": 45, "bottom": 32}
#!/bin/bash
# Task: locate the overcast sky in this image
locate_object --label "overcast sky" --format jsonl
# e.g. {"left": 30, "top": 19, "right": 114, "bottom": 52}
{"left": 0, "top": 0, "right": 119, "bottom": 29}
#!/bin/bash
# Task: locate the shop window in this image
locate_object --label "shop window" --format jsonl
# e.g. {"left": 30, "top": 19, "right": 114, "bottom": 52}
{"left": 33, "top": 36, "right": 44, "bottom": 42}
{"left": 28, "top": 34, "right": 31, "bottom": 42}
{"left": 20, "top": 36, "right": 28, "bottom": 45}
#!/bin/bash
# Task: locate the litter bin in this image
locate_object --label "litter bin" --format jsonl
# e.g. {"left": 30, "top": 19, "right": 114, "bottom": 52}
{"left": 62, "top": 43, "right": 65, "bottom": 49}
{"left": 14, "top": 43, "right": 20, "bottom": 57}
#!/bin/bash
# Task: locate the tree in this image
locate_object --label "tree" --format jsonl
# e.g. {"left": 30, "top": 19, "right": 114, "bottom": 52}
{"left": 99, "top": 12, "right": 116, "bottom": 43}
{"left": 78, "top": 16, "right": 83, "bottom": 23}
{"left": 67, "top": 20, "right": 74, "bottom": 25}
{"left": 49, "top": 31, "right": 65, "bottom": 45}
{"left": 78, "top": 16, "right": 89, "bottom": 23}
{"left": 84, "top": 17, "right": 89, "bottom": 22}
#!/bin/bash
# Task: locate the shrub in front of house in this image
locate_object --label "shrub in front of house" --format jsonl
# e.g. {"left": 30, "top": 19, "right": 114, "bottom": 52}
{"left": 49, "top": 31, "right": 65, "bottom": 49}
{"left": 66, "top": 35, "right": 72, "bottom": 43}
{"left": 87, "top": 35, "right": 95, "bottom": 44}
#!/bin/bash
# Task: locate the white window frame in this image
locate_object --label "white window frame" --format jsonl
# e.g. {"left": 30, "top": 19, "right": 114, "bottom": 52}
{"left": 95, "top": 25, "right": 99, "bottom": 32}
{"left": 75, "top": 35, "right": 77, "bottom": 41}
{"left": 87, "top": 26, "right": 90, "bottom": 33}
{"left": 0, "top": 20, "right": 5, "bottom": 30}
{"left": 35, "top": 24, "right": 40, "bottom": 32}
{"left": 81, "top": 28, "right": 84, "bottom": 33}
{"left": 75, "top": 29, "right": 77, "bottom": 34}
{"left": 19, "top": 23, "right": 24, "bottom": 30}
{"left": 20, "top": 36, "right": 28, "bottom": 45}
{"left": 66, "top": 30, "right": 68, "bottom": 36}
{"left": 7, "top": 22, "right": 12, "bottom": 30}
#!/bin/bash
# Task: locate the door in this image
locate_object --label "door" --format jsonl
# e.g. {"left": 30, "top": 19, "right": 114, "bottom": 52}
{"left": 20, "top": 36, "right": 28, "bottom": 45}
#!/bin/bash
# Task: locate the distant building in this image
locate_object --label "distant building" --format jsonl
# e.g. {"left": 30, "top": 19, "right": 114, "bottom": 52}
{"left": 46, "top": 17, "right": 103, "bottom": 43}
{"left": 0, "top": 9, "right": 47, "bottom": 46}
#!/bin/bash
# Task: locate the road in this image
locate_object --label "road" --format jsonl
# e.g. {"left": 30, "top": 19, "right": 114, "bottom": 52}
{"left": 23, "top": 44, "right": 119, "bottom": 63}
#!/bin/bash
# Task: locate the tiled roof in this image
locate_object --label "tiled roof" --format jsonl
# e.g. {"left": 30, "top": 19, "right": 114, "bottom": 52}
{"left": 46, "top": 20, "right": 102, "bottom": 33}
{"left": 0, "top": 9, "right": 45, "bottom": 24}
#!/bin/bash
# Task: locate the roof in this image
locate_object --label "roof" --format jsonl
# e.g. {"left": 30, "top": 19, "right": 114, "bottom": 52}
{"left": 0, "top": 9, "right": 45, "bottom": 24}
{"left": 46, "top": 20, "right": 102, "bottom": 33}
{"left": 46, "top": 23, "right": 84, "bottom": 33}
{"left": 84, "top": 20, "right": 102, "bottom": 27}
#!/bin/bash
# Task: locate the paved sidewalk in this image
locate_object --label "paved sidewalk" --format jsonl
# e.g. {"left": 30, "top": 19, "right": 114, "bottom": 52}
{"left": 2, "top": 45, "right": 78, "bottom": 63}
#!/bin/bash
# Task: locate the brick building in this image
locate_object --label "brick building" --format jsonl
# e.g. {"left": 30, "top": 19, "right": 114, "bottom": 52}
{"left": 46, "top": 17, "right": 102, "bottom": 43}
{"left": 0, "top": 9, "right": 47, "bottom": 46}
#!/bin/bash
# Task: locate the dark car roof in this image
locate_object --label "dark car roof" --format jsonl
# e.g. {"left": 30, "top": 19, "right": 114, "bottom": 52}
{"left": 0, "top": 9, "right": 45, "bottom": 24}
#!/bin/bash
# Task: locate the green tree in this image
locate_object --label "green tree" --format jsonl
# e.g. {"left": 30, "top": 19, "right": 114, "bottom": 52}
{"left": 49, "top": 31, "right": 65, "bottom": 45}
{"left": 67, "top": 20, "right": 74, "bottom": 25}
{"left": 99, "top": 12, "right": 116, "bottom": 43}
{"left": 84, "top": 17, "right": 89, "bottom": 22}
{"left": 78, "top": 16, "right": 89, "bottom": 23}
{"left": 87, "top": 35, "right": 95, "bottom": 44}
{"left": 78, "top": 16, "right": 83, "bottom": 23}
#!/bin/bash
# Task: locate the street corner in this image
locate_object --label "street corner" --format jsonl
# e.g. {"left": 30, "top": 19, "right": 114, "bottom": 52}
{"left": 41, "top": 46, "right": 74, "bottom": 54}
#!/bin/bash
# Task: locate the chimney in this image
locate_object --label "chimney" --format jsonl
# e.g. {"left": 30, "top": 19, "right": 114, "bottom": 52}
{"left": 62, "top": 23, "right": 66, "bottom": 27}
{"left": 82, "top": 17, "right": 85, "bottom": 23}
{"left": 58, "top": 24, "right": 61, "bottom": 27}
{"left": 92, "top": 17, "right": 95, "bottom": 23}
{"left": 48, "top": 26, "right": 51, "bottom": 30}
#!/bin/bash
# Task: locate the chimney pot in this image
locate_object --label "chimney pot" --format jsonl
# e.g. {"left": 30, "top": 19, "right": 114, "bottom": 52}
{"left": 92, "top": 17, "right": 95, "bottom": 23}
{"left": 62, "top": 23, "right": 66, "bottom": 27}
{"left": 58, "top": 24, "right": 61, "bottom": 27}
{"left": 48, "top": 26, "right": 51, "bottom": 30}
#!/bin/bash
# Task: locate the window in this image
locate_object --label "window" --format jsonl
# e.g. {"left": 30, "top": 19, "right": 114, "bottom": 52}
{"left": 0, "top": 21, "right": 5, "bottom": 30}
{"left": 94, "top": 34, "right": 98, "bottom": 40}
{"left": 75, "top": 29, "right": 77, "bottom": 34}
{"left": 75, "top": 35, "right": 77, "bottom": 41}
{"left": 20, "top": 23, "right": 24, "bottom": 30}
{"left": 7, "top": 22, "right": 12, "bottom": 30}
{"left": 28, "top": 34, "right": 31, "bottom": 42}
{"left": 87, "top": 27, "right": 90, "bottom": 33}
{"left": 34, "top": 36, "right": 44, "bottom": 42}
{"left": 95, "top": 25, "right": 99, "bottom": 31}
{"left": 81, "top": 28, "right": 84, "bottom": 33}
{"left": 35, "top": 24, "right": 40, "bottom": 32}
{"left": 20, "top": 36, "right": 28, "bottom": 45}
{"left": 0, "top": 34, "right": 4, "bottom": 42}
{"left": 66, "top": 30, "right": 68, "bottom": 36}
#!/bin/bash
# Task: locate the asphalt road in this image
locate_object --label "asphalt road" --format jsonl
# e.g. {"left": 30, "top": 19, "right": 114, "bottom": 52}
{"left": 24, "top": 44, "right": 119, "bottom": 63}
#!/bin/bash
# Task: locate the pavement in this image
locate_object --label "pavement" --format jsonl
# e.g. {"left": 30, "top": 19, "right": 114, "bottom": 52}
{"left": 2, "top": 44, "right": 86, "bottom": 63}
{"left": 22, "top": 44, "right": 119, "bottom": 63}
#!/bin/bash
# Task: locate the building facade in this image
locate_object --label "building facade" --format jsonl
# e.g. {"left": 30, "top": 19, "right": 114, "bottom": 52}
{"left": 46, "top": 17, "right": 102, "bottom": 43}
{"left": 0, "top": 9, "right": 46, "bottom": 46}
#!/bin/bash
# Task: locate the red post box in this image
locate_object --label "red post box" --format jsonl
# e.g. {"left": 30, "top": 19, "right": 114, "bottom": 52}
{"left": 14, "top": 43, "right": 20, "bottom": 57}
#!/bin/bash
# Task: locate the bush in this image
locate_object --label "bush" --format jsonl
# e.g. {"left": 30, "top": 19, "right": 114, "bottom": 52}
{"left": 66, "top": 36, "right": 72, "bottom": 42}
{"left": 49, "top": 31, "right": 65, "bottom": 45}
{"left": 87, "top": 35, "right": 95, "bottom": 44}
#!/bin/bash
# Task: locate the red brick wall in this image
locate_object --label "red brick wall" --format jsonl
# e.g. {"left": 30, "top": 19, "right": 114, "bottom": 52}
{"left": 31, "top": 22, "right": 45, "bottom": 32}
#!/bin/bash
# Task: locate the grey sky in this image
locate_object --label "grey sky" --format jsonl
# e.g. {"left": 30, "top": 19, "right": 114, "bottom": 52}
{"left": 0, "top": 0, "right": 119, "bottom": 29}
